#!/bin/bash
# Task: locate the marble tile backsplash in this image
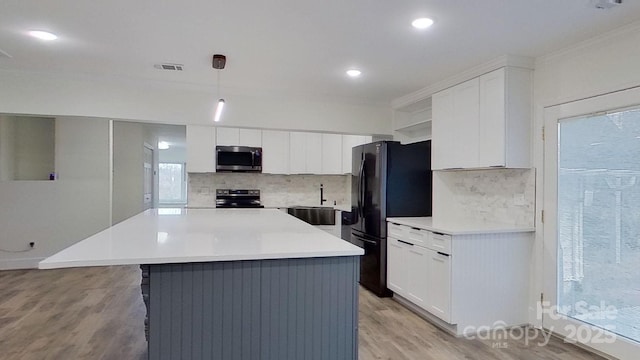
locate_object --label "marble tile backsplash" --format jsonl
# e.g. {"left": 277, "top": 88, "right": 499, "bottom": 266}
{"left": 434, "top": 168, "right": 536, "bottom": 227}
{"left": 188, "top": 173, "right": 350, "bottom": 208}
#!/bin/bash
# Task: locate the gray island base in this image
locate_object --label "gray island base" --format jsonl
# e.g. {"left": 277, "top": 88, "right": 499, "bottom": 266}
{"left": 141, "top": 256, "right": 360, "bottom": 360}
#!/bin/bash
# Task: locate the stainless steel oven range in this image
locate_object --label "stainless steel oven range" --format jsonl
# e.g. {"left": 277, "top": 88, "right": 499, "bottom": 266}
{"left": 215, "top": 189, "right": 264, "bottom": 208}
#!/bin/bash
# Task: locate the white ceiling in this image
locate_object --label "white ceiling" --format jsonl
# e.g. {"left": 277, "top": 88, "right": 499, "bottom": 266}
{"left": 1, "top": 0, "right": 640, "bottom": 106}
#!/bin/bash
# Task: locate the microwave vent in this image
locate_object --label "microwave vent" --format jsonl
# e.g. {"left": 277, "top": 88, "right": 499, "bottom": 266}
{"left": 154, "top": 63, "right": 184, "bottom": 71}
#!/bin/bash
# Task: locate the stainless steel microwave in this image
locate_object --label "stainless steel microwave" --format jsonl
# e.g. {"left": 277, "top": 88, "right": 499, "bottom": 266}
{"left": 216, "top": 146, "right": 262, "bottom": 172}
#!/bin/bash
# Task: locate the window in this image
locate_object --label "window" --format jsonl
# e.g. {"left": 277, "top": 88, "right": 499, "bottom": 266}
{"left": 557, "top": 105, "right": 640, "bottom": 343}
{"left": 158, "top": 163, "right": 186, "bottom": 204}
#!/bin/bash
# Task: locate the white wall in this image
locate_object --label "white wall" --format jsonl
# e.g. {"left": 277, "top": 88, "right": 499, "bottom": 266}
{"left": 0, "top": 115, "right": 16, "bottom": 181}
{"left": 0, "top": 116, "right": 111, "bottom": 269}
{"left": 0, "top": 116, "right": 55, "bottom": 181}
{"left": 112, "top": 121, "right": 145, "bottom": 224}
{"left": 0, "top": 70, "right": 393, "bottom": 136}
{"left": 13, "top": 116, "right": 55, "bottom": 180}
{"left": 530, "top": 21, "right": 640, "bottom": 327}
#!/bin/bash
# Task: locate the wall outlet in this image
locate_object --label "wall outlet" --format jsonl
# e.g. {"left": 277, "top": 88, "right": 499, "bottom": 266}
{"left": 513, "top": 193, "right": 526, "bottom": 206}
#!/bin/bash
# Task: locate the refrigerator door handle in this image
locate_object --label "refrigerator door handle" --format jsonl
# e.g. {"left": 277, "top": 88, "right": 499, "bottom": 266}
{"left": 358, "top": 158, "right": 365, "bottom": 219}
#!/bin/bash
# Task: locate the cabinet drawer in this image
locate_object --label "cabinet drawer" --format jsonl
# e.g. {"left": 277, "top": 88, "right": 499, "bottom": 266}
{"left": 388, "top": 223, "right": 407, "bottom": 239}
{"left": 407, "top": 227, "right": 430, "bottom": 247}
{"left": 429, "top": 232, "right": 452, "bottom": 254}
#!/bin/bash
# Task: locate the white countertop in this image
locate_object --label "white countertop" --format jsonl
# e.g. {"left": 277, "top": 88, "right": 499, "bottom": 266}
{"left": 39, "top": 208, "right": 363, "bottom": 270}
{"left": 386, "top": 217, "right": 535, "bottom": 235}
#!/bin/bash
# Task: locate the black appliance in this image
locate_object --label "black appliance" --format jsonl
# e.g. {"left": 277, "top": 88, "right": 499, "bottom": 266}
{"left": 215, "top": 189, "right": 264, "bottom": 208}
{"left": 341, "top": 211, "right": 354, "bottom": 241}
{"left": 216, "top": 146, "right": 262, "bottom": 172}
{"left": 350, "top": 140, "right": 432, "bottom": 297}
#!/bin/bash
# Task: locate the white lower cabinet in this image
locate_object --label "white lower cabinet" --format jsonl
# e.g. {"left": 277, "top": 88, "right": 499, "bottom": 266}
{"left": 426, "top": 249, "right": 451, "bottom": 322}
{"left": 387, "top": 223, "right": 452, "bottom": 323}
{"left": 387, "top": 238, "right": 431, "bottom": 309}
{"left": 387, "top": 221, "right": 533, "bottom": 335}
{"left": 406, "top": 245, "right": 429, "bottom": 309}
{"left": 387, "top": 237, "right": 408, "bottom": 294}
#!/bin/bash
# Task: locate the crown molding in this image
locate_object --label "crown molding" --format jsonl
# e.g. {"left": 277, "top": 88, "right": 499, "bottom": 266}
{"left": 391, "top": 54, "right": 534, "bottom": 110}
{"left": 536, "top": 19, "right": 640, "bottom": 67}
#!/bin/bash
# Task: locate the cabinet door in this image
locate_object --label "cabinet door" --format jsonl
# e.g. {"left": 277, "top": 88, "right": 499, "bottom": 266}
{"left": 478, "top": 68, "right": 506, "bottom": 167}
{"left": 321, "top": 134, "right": 343, "bottom": 174}
{"left": 427, "top": 250, "right": 452, "bottom": 322}
{"left": 406, "top": 245, "right": 429, "bottom": 309}
{"left": 239, "top": 129, "right": 262, "bottom": 147}
{"left": 431, "top": 88, "right": 453, "bottom": 170}
{"left": 289, "top": 132, "right": 307, "bottom": 174}
{"left": 305, "top": 133, "right": 322, "bottom": 174}
{"left": 215, "top": 127, "right": 240, "bottom": 146}
{"left": 387, "top": 237, "right": 408, "bottom": 295}
{"left": 451, "top": 78, "right": 480, "bottom": 168}
{"left": 262, "top": 130, "right": 290, "bottom": 174}
{"left": 186, "top": 125, "right": 216, "bottom": 172}
{"left": 341, "top": 135, "right": 371, "bottom": 174}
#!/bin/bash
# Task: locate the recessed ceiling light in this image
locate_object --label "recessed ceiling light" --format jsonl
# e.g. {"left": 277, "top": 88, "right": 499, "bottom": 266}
{"left": 412, "top": 18, "right": 434, "bottom": 29}
{"left": 158, "top": 141, "right": 170, "bottom": 150}
{"left": 346, "top": 69, "right": 362, "bottom": 78}
{"left": 28, "top": 30, "right": 58, "bottom": 41}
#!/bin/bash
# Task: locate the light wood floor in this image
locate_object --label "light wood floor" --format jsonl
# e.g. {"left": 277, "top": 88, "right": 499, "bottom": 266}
{"left": 0, "top": 266, "right": 604, "bottom": 360}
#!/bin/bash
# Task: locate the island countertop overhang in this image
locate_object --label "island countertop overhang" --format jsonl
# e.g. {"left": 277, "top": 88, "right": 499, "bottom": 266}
{"left": 39, "top": 208, "right": 363, "bottom": 269}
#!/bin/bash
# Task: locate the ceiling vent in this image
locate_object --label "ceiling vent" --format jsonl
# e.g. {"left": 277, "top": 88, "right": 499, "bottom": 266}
{"left": 154, "top": 63, "right": 184, "bottom": 71}
{"left": 0, "top": 48, "right": 12, "bottom": 58}
{"left": 593, "top": 0, "right": 622, "bottom": 9}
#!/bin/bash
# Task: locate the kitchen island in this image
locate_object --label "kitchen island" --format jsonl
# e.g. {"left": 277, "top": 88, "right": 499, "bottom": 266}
{"left": 40, "top": 208, "right": 363, "bottom": 360}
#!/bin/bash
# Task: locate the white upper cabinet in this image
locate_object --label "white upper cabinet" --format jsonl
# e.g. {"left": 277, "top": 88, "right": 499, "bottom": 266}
{"left": 186, "top": 125, "right": 216, "bottom": 173}
{"left": 216, "top": 127, "right": 262, "bottom": 147}
{"left": 187, "top": 126, "right": 369, "bottom": 175}
{"left": 215, "top": 127, "right": 240, "bottom": 146}
{"left": 289, "top": 132, "right": 322, "bottom": 174}
{"left": 321, "top": 134, "right": 343, "bottom": 174}
{"left": 239, "top": 129, "right": 262, "bottom": 147}
{"left": 432, "top": 78, "right": 480, "bottom": 170}
{"left": 261, "top": 130, "right": 290, "bottom": 174}
{"left": 431, "top": 67, "right": 532, "bottom": 170}
{"left": 341, "top": 135, "right": 372, "bottom": 174}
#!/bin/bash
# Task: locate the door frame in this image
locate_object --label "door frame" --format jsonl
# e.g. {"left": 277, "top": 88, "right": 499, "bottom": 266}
{"left": 542, "top": 86, "right": 640, "bottom": 359}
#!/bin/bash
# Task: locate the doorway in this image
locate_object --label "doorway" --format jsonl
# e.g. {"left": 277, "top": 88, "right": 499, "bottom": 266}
{"left": 543, "top": 87, "right": 640, "bottom": 358}
{"left": 143, "top": 145, "right": 153, "bottom": 211}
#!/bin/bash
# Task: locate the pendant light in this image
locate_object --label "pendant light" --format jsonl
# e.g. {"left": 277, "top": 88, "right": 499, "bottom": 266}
{"left": 212, "top": 54, "right": 226, "bottom": 122}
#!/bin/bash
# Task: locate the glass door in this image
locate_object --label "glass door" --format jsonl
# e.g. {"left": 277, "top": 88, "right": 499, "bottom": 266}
{"left": 158, "top": 162, "right": 186, "bottom": 205}
{"left": 543, "top": 87, "right": 640, "bottom": 359}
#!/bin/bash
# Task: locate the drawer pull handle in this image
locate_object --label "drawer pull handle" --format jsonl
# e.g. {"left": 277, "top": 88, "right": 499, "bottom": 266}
{"left": 432, "top": 232, "right": 445, "bottom": 236}
{"left": 398, "top": 239, "right": 414, "bottom": 246}
{"left": 437, "top": 251, "right": 450, "bottom": 257}
{"left": 411, "top": 227, "right": 422, "bottom": 231}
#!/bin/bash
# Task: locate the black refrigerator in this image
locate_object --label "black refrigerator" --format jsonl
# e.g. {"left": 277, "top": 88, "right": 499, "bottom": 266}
{"left": 350, "top": 140, "right": 432, "bottom": 297}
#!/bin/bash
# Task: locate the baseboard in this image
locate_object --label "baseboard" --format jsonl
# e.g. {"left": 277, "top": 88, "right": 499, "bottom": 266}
{"left": 392, "top": 294, "right": 459, "bottom": 336}
{"left": 394, "top": 294, "right": 615, "bottom": 359}
{"left": 0, "top": 257, "right": 43, "bottom": 270}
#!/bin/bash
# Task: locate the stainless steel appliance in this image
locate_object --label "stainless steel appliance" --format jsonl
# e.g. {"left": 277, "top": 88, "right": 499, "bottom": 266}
{"left": 350, "top": 140, "right": 432, "bottom": 297}
{"left": 215, "top": 189, "right": 264, "bottom": 208}
{"left": 216, "top": 146, "right": 262, "bottom": 172}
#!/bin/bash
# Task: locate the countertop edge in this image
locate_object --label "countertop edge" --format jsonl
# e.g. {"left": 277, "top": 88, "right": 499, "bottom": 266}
{"left": 386, "top": 217, "right": 535, "bottom": 235}
{"left": 39, "top": 250, "right": 364, "bottom": 269}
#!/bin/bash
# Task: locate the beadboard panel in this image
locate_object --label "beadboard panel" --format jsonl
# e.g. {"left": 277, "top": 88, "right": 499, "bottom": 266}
{"left": 147, "top": 256, "right": 359, "bottom": 360}
{"left": 451, "top": 232, "right": 533, "bottom": 334}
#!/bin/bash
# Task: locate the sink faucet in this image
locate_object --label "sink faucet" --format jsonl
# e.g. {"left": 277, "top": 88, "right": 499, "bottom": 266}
{"left": 320, "top": 184, "right": 327, "bottom": 205}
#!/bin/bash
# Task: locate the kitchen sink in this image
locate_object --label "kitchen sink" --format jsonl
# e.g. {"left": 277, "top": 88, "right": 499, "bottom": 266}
{"left": 287, "top": 206, "right": 336, "bottom": 226}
